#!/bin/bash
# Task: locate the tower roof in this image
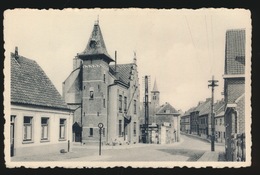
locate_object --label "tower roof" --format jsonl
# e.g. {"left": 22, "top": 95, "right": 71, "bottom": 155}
{"left": 151, "top": 79, "right": 159, "bottom": 92}
{"left": 78, "top": 21, "right": 114, "bottom": 63}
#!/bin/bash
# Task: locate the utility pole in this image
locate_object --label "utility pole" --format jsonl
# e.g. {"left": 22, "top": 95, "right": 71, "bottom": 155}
{"left": 144, "top": 75, "right": 149, "bottom": 144}
{"left": 208, "top": 75, "right": 218, "bottom": 152}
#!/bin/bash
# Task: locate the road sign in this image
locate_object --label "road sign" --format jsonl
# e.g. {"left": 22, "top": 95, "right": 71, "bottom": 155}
{"left": 98, "top": 123, "right": 104, "bottom": 155}
{"left": 98, "top": 123, "right": 104, "bottom": 128}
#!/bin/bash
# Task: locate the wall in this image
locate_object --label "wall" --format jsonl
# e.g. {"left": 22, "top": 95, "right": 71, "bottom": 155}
{"left": 10, "top": 104, "right": 72, "bottom": 157}
{"left": 81, "top": 59, "right": 109, "bottom": 144}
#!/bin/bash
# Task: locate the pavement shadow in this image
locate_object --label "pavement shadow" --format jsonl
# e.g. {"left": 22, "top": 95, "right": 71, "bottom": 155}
{"left": 157, "top": 149, "right": 205, "bottom": 161}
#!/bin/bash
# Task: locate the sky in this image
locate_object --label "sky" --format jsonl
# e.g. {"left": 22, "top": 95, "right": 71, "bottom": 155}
{"left": 4, "top": 9, "right": 251, "bottom": 112}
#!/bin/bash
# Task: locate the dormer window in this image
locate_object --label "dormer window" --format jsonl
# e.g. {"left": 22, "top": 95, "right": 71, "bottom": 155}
{"left": 89, "top": 40, "right": 97, "bottom": 48}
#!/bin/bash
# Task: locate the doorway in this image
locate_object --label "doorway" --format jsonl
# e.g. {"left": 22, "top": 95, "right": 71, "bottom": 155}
{"left": 10, "top": 115, "right": 15, "bottom": 157}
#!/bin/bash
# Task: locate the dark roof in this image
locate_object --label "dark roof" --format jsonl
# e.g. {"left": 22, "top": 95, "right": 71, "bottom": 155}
{"left": 78, "top": 22, "right": 113, "bottom": 63}
{"left": 11, "top": 53, "right": 69, "bottom": 110}
{"left": 225, "top": 29, "right": 245, "bottom": 75}
{"left": 182, "top": 107, "right": 196, "bottom": 117}
{"left": 197, "top": 98, "right": 211, "bottom": 116}
{"left": 109, "top": 63, "right": 134, "bottom": 85}
{"left": 156, "top": 102, "right": 179, "bottom": 115}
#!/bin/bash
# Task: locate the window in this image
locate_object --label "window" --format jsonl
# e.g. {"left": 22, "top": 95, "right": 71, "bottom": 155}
{"left": 134, "top": 100, "right": 137, "bottom": 114}
{"left": 215, "top": 119, "right": 218, "bottom": 125}
{"left": 124, "top": 96, "right": 127, "bottom": 112}
{"left": 90, "top": 91, "right": 94, "bottom": 99}
{"left": 89, "top": 87, "right": 94, "bottom": 99}
{"left": 41, "top": 118, "right": 49, "bottom": 140}
{"left": 103, "top": 73, "right": 106, "bottom": 83}
{"left": 103, "top": 98, "right": 106, "bottom": 108}
{"left": 119, "top": 95, "right": 122, "bottom": 112}
{"left": 103, "top": 128, "right": 105, "bottom": 137}
{"left": 119, "top": 120, "right": 122, "bottom": 136}
{"left": 23, "top": 117, "right": 33, "bottom": 141}
{"left": 59, "top": 119, "right": 66, "bottom": 140}
{"left": 134, "top": 122, "right": 137, "bottom": 136}
{"left": 220, "top": 118, "right": 222, "bottom": 125}
{"left": 89, "top": 128, "right": 93, "bottom": 137}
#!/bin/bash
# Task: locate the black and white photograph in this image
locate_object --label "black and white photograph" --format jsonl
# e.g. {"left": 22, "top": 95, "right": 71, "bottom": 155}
{"left": 3, "top": 8, "right": 251, "bottom": 168}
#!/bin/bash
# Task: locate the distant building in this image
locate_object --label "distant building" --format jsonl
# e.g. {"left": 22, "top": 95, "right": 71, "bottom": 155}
{"left": 189, "top": 99, "right": 211, "bottom": 137}
{"left": 183, "top": 98, "right": 224, "bottom": 141}
{"left": 10, "top": 48, "right": 73, "bottom": 157}
{"left": 155, "top": 102, "right": 181, "bottom": 144}
{"left": 63, "top": 21, "right": 140, "bottom": 145}
{"left": 140, "top": 80, "right": 180, "bottom": 144}
{"left": 215, "top": 100, "right": 225, "bottom": 143}
{"left": 180, "top": 107, "right": 194, "bottom": 134}
{"left": 223, "top": 29, "right": 246, "bottom": 161}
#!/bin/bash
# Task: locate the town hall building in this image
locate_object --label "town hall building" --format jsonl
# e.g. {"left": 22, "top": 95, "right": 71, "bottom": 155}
{"left": 63, "top": 21, "right": 140, "bottom": 145}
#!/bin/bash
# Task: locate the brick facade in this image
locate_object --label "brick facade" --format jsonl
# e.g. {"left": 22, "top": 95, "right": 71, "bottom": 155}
{"left": 63, "top": 21, "right": 140, "bottom": 145}
{"left": 224, "top": 29, "right": 246, "bottom": 161}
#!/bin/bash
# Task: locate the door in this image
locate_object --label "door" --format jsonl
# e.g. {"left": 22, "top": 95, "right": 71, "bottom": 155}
{"left": 10, "top": 115, "right": 15, "bottom": 157}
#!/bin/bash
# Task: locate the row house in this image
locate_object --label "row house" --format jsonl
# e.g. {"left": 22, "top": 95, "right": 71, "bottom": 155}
{"left": 63, "top": 21, "right": 140, "bottom": 145}
{"left": 215, "top": 101, "right": 225, "bottom": 143}
{"left": 10, "top": 48, "right": 73, "bottom": 157}
{"left": 223, "top": 29, "right": 246, "bottom": 161}
{"left": 183, "top": 98, "right": 224, "bottom": 140}
{"left": 180, "top": 107, "right": 195, "bottom": 134}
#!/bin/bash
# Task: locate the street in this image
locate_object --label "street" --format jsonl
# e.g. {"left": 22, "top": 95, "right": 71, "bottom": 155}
{"left": 12, "top": 134, "right": 225, "bottom": 162}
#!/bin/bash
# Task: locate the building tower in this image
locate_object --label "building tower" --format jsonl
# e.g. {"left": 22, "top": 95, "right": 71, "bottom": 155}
{"left": 150, "top": 79, "right": 160, "bottom": 117}
{"left": 77, "top": 20, "right": 114, "bottom": 144}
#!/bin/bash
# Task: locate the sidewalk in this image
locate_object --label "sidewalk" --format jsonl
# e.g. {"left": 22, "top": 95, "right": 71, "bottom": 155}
{"left": 181, "top": 132, "right": 225, "bottom": 146}
{"left": 197, "top": 151, "right": 220, "bottom": 161}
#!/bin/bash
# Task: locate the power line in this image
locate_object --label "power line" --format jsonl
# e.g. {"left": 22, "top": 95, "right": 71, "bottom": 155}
{"left": 210, "top": 15, "right": 215, "bottom": 75}
{"left": 184, "top": 15, "right": 203, "bottom": 72}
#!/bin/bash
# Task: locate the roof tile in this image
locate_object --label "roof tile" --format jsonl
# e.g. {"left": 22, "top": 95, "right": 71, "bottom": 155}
{"left": 11, "top": 53, "right": 69, "bottom": 110}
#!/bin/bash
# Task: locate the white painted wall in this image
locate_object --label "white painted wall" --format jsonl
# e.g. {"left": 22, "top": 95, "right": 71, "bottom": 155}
{"left": 10, "top": 104, "right": 72, "bottom": 157}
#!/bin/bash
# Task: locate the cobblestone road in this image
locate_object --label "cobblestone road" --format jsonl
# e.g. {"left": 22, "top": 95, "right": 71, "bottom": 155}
{"left": 11, "top": 134, "right": 225, "bottom": 162}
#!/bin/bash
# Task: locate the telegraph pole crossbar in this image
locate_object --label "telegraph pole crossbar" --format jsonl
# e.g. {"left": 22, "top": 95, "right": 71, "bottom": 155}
{"left": 208, "top": 75, "right": 218, "bottom": 152}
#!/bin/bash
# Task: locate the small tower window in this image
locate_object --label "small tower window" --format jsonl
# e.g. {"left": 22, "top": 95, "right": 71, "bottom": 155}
{"left": 103, "top": 73, "right": 106, "bottom": 83}
{"left": 134, "top": 100, "right": 137, "bottom": 114}
{"left": 119, "top": 95, "right": 122, "bottom": 112}
{"left": 89, "top": 128, "right": 93, "bottom": 137}
{"left": 103, "top": 98, "right": 106, "bottom": 108}
{"left": 89, "top": 87, "right": 94, "bottom": 99}
{"left": 124, "top": 96, "right": 127, "bottom": 113}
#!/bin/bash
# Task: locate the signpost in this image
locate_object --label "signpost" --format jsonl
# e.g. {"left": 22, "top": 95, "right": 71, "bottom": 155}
{"left": 98, "top": 123, "right": 104, "bottom": 156}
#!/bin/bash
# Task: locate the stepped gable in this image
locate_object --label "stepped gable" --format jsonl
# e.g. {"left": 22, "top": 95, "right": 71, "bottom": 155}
{"left": 11, "top": 53, "right": 69, "bottom": 110}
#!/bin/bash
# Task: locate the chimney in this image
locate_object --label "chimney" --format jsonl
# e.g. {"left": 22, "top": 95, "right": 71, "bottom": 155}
{"left": 15, "top": 46, "right": 19, "bottom": 59}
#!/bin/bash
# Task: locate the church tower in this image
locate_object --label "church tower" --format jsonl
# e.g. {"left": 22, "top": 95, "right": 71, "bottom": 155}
{"left": 78, "top": 20, "right": 114, "bottom": 144}
{"left": 150, "top": 79, "right": 160, "bottom": 116}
